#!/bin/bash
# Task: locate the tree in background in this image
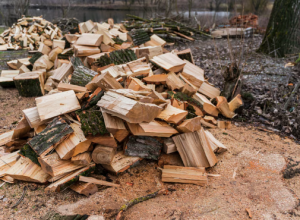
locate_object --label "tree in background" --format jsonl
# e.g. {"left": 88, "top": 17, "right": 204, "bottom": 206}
{"left": 14, "top": 0, "right": 30, "bottom": 18}
{"left": 257, "top": 0, "right": 300, "bottom": 57}
{"left": 248, "top": 0, "right": 268, "bottom": 14}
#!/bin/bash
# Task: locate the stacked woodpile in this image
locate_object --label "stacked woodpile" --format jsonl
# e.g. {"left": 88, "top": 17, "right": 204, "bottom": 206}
{"left": 0, "top": 17, "right": 244, "bottom": 196}
{"left": 229, "top": 14, "right": 258, "bottom": 28}
{"left": 0, "top": 16, "right": 63, "bottom": 51}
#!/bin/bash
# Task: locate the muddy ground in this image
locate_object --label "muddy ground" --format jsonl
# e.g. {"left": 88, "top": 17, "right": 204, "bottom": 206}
{"left": 0, "top": 37, "right": 300, "bottom": 219}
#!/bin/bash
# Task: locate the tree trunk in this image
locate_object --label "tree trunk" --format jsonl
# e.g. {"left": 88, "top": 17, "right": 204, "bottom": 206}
{"left": 257, "top": 0, "right": 300, "bottom": 57}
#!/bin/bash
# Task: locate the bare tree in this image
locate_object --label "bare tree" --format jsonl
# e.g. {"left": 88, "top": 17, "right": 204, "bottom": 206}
{"left": 14, "top": 0, "right": 30, "bottom": 18}
{"left": 248, "top": 0, "right": 268, "bottom": 14}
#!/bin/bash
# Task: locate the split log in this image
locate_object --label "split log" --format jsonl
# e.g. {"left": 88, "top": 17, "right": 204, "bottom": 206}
{"left": 198, "top": 82, "right": 221, "bottom": 99}
{"left": 57, "top": 82, "right": 88, "bottom": 93}
{"left": 71, "top": 152, "right": 92, "bottom": 166}
{"left": 193, "top": 93, "right": 219, "bottom": 117}
{"left": 38, "top": 152, "right": 84, "bottom": 177}
{"left": 217, "top": 121, "right": 232, "bottom": 129}
{"left": 38, "top": 43, "right": 51, "bottom": 55}
{"left": 101, "top": 65, "right": 126, "bottom": 78}
{"left": 22, "top": 107, "right": 47, "bottom": 128}
{"left": 127, "top": 77, "right": 152, "bottom": 91}
{"left": 97, "top": 91, "right": 163, "bottom": 123}
{"left": 70, "top": 182, "right": 98, "bottom": 196}
{"left": 127, "top": 61, "right": 151, "bottom": 77}
{"left": 216, "top": 96, "right": 235, "bottom": 119}
{"left": 7, "top": 60, "right": 18, "bottom": 70}
{"left": 74, "top": 45, "right": 100, "bottom": 57}
{"left": 86, "top": 134, "right": 117, "bottom": 148}
{"left": 151, "top": 53, "right": 186, "bottom": 72}
{"left": 32, "top": 55, "right": 54, "bottom": 71}
{"left": 45, "top": 163, "right": 95, "bottom": 192}
{"left": 200, "top": 118, "right": 217, "bottom": 129}
{"left": 157, "top": 104, "right": 188, "bottom": 124}
{"left": 86, "top": 71, "right": 122, "bottom": 92}
{"left": 0, "top": 151, "right": 19, "bottom": 178}
{"left": 166, "top": 72, "right": 185, "bottom": 91}
{"left": 228, "top": 94, "right": 243, "bottom": 112}
{"left": 203, "top": 116, "right": 217, "bottom": 125}
{"left": 70, "top": 64, "right": 97, "bottom": 87}
{"left": 102, "top": 111, "right": 129, "bottom": 142}
{"left": 181, "top": 60, "right": 204, "bottom": 88}
{"left": 176, "top": 48, "right": 194, "bottom": 64}
{"left": 16, "top": 58, "right": 31, "bottom": 69}
{"left": 178, "top": 73, "right": 198, "bottom": 96}
{"left": 79, "top": 176, "right": 119, "bottom": 187}
{"left": 76, "top": 33, "right": 103, "bottom": 47}
{"left": 48, "top": 47, "right": 63, "bottom": 62}
{"left": 36, "top": 90, "right": 81, "bottom": 120}
{"left": 127, "top": 121, "right": 178, "bottom": 137}
{"left": 161, "top": 165, "right": 207, "bottom": 186}
{"left": 13, "top": 72, "right": 45, "bottom": 97}
{"left": 92, "top": 145, "right": 116, "bottom": 165}
{"left": 56, "top": 123, "right": 92, "bottom": 160}
{"left": 52, "top": 40, "right": 66, "bottom": 50}
{"left": 12, "top": 117, "right": 31, "bottom": 139}
{"left": 176, "top": 116, "right": 202, "bottom": 133}
{"left": 134, "top": 46, "right": 163, "bottom": 59}
{"left": 6, "top": 157, "right": 50, "bottom": 183}
{"left": 109, "top": 89, "right": 152, "bottom": 103}
{"left": 28, "top": 117, "right": 74, "bottom": 158}
{"left": 143, "top": 74, "right": 168, "bottom": 84}
{"left": 19, "top": 65, "right": 30, "bottom": 74}
{"left": 125, "top": 136, "right": 162, "bottom": 160}
{"left": 102, "top": 151, "right": 141, "bottom": 174}
{"left": 204, "top": 130, "right": 227, "bottom": 153}
{"left": 145, "top": 34, "right": 166, "bottom": 47}
{"left": 163, "top": 138, "right": 177, "bottom": 154}
{"left": 172, "top": 128, "right": 218, "bottom": 167}
{"left": 158, "top": 153, "right": 183, "bottom": 167}
{"left": 0, "top": 70, "right": 20, "bottom": 87}
{"left": 51, "top": 63, "right": 73, "bottom": 83}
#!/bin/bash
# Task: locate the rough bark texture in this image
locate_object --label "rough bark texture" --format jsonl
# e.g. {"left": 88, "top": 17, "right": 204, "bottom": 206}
{"left": 14, "top": 78, "right": 43, "bottom": 97}
{"left": 29, "top": 52, "right": 43, "bottom": 65}
{"left": 19, "top": 144, "right": 40, "bottom": 166}
{"left": 70, "top": 66, "right": 97, "bottom": 87}
{"left": 76, "top": 107, "right": 108, "bottom": 136}
{"left": 128, "top": 29, "right": 151, "bottom": 46}
{"left": 257, "top": 0, "right": 300, "bottom": 57}
{"left": 125, "top": 136, "right": 162, "bottom": 160}
{"left": 109, "top": 49, "right": 137, "bottom": 65}
{"left": 28, "top": 117, "right": 74, "bottom": 156}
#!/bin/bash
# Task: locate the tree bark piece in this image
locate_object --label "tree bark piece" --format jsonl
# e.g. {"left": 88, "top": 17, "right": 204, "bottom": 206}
{"left": 97, "top": 91, "right": 163, "bottom": 123}
{"left": 79, "top": 176, "right": 119, "bottom": 187}
{"left": 151, "top": 53, "right": 186, "bottom": 72}
{"left": 71, "top": 152, "right": 92, "bottom": 166}
{"left": 76, "top": 33, "right": 103, "bottom": 47}
{"left": 6, "top": 157, "right": 50, "bottom": 183}
{"left": 92, "top": 145, "right": 116, "bottom": 165}
{"left": 28, "top": 117, "right": 74, "bottom": 158}
{"left": 55, "top": 123, "right": 91, "bottom": 160}
{"left": 157, "top": 104, "right": 188, "bottom": 124}
{"left": 38, "top": 152, "right": 84, "bottom": 177}
{"left": 102, "top": 111, "right": 129, "bottom": 142}
{"left": 125, "top": 136, "right": 162, "bottom": 160}
{"left": 13, "top": 72, "right": 44, "bottom": 97}
{"left": 216, "top": 96, "right": 235, "bottom": 119}
{"left": 102, "top": 151, "right": 141, "bottom": 174}
{"left": 127, "top": 120, "right": 178, "bottom": 137}
{"left": 70, "top": 182, "right": 98, "bottom": 196}
{"left": 45, "top": 163, "right": 95, "bottom": 192}
{"left": 162, "top": 165, "right": 207, "bottom": 185}
{"left": 36, "top": 90, "right": 81, "bottom": 121}
{"left": 172, "top": 128, "right": 218, "bottom": 167}
{"left": 177, "top": 116, "right": 202, "bottom": 133}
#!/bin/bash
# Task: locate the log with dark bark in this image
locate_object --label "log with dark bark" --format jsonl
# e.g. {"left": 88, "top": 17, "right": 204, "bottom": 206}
{"left": 125, "top": 136, "right": 162, "bottom": 160}
{"left": 28, "top": 117, "right": 74, "bottom": 158}
{"left": 70, "top": 57, "right": 97, "bottom": 87}
{"left": 128, "top": 29, "right": 151, "bottom": 46}
{"left": 221, "top": 63, "right": 242, "bottom": 101}
{"left": 13, "top": 72, "right": 44, "bottom": 97}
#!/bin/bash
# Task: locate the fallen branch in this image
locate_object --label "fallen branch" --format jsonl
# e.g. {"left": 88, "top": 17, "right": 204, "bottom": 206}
{"left": 284, "top": 81, "right": 300, "bottom": 110}
{"left": 116, "top": 189, "right": 166, "bottom": 220}
{"left": 11, "top": 186, "right": 27, "bottom": 209}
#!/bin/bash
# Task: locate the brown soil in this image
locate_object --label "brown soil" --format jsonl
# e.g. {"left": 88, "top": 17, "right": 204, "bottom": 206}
{"left": 0, "top": 118, "right": 300, "bottom": 219}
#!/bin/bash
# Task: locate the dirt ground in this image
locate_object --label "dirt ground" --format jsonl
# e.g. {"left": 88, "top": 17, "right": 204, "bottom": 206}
{"left": 1, "top": 38, "right": 300, "bottom": 219}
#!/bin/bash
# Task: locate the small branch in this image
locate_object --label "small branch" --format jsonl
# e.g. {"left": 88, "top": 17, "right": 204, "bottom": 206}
{"left": 11, "top": 186, "right": 27, "bottom": 209}
{"left": 284, "top": 81, "right": 300, "bottom": 110}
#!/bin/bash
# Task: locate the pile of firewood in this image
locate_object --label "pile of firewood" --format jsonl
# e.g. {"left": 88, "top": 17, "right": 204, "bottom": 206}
{"left": 0, "top": 16, "right": 63, "bottom": 51}
{"left": 0, "top": 17, "right": 243, "bottom": 196}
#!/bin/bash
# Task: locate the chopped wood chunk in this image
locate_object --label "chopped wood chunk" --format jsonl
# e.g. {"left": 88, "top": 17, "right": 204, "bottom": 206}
{"left": 162, "top": 165, "right": 207, "bottom": 186}
{"left": 216, "top": 96, "right": 235, "bottom": 119}
{"left": 151, "top": 53, "right": 186, "bottom": 72}
{"left": 163, "top": 138, "right": 177, "bottom": 154}
{"left": 57, "top": 82, "right": 88, "bottom": 93}
{"left": 181, "top": 60, "right": 204, "bottom": 88}
{"left": 79, "top": 176, "right": 119, "bottom": 187}
{"left": 177, "top": 116, "right": 202, "bottom": 133}
{"left": 198, "top": 82, "right": 221, "bottom": 99}
{"left": 228, "top": 94, "right": 243, "bottom": 112}
{"left": 143, "top": 74, "right": 168, "bottom": 84}
{"left": 157, "top": 104, "right": 188, "bottom": 124}
{"left": 92, "top": 145, "right": 116, "bottom": 165}
{"left": 71, "top": 152, "right": 92, "bottom": 166}
{"left": 166, "top": 72, "right": 185, "bottom": 91}
{"left": 76, "top": 33, "right": 103, "bottom": 47}
{"left": 204, "top": 130, "right": 227, "bottom": 153}
{"left": 70, "top": 182, "right": 98, "bottom": 196}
